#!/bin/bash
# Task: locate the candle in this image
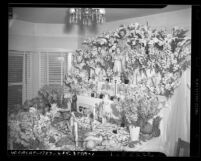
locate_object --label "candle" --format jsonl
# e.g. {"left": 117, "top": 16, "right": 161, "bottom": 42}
{"left": 68, "top": 101, "right": 71, "bottom": 112}
{"left": 74, "top": 121, "right": 78, "bottom": 147}
{"left": 136, "top": 70, "right": 138, "bottom": 84}
{"left": 70, "top": 116, "right": 74, "bottom": 132}
{"left": 93, "top": 106, "right": 96, "bottom": 121}
{"left": 102, "top": 117, "right": 106, "bottom": 124}
{"left": 114, "top": 80, "right": 117, "bottom": 96}
{"left": 68, "top": 52, "right": 72, "bottom": 72}
{"left": 133, "top": 70, "right": 136, "bottom": 85}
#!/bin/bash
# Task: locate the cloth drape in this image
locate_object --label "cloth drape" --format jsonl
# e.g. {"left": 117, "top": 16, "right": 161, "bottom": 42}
{"left": 164, "top": 68, "right": 191, "bottom": 156}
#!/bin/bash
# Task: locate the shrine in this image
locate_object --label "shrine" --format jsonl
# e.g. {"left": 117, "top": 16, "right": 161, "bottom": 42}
{"left": 8, "top": 6, "right": 193, "bottom": 156}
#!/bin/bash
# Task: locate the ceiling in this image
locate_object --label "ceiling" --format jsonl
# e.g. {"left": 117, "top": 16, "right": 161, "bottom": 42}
{"left": 12, "top": 5, "right": 191, "bottom": 24}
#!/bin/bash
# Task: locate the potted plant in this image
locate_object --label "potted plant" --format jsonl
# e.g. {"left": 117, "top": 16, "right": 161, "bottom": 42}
{"left": 121, "top": 98, "right": 140, "bottom": 142}
{"left": 137, "top": 96, "right": 160, "bottom": 135}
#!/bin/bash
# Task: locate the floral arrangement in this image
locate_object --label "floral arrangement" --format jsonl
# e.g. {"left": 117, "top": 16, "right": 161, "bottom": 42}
{"left": 8, "top": 104, "right": 72, "bottom": 150}
{"left": 117, "top": 84, "right": 160, "bottom": 128}
{"left": 9, "top": 22, "right": 191, "bottom": 150}
{"left": 20, "top": 84, "right": 70, "bottom": 117}
{"left": 8, "top": 109, "right": 47, "bottom": 149}
{"left": 59, "top": 23, "right": 191, "bottom": 145}
{"left": 71, "top": 22, "right": 191, "bottom": 98}
{"left": 38, "top": 84, "right": 64, "bottom": 107}
{"left": 64, "top": 68, "right": 97, "bottom": 96}
{"left": 137, "top": 95, "right": 160, "bottom": 124}
{"left": 120, "top": 98, "right": 139, "bottom": 127}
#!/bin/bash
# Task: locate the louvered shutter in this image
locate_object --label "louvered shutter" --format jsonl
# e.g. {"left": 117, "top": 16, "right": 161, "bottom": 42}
{"left": 8, "top": 51, "right": 24, "bottom": 110}
{"left": 39, "top": 52, "right": 48, "bottom": 88}
{"left": 24, "top": 52, "right": 33, "bottom": 100}
{"left": 39, "top": 51, "right": 68, "bottom": 88}
{"left": 48, "top": 52, "right": 63, "bottom": 85}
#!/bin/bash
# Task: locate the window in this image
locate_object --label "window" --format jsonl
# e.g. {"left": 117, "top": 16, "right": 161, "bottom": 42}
{"left": 8, "top": 50, "right": 70, "bottom": 110}
{"left": 39, "top": 52, "right": 69, "bottom": 87}
{"left": 48, "top": 52, "right": 64, "bottom": 85}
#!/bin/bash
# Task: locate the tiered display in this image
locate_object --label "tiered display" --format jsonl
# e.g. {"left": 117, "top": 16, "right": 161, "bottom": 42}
{"left": 8, "top": 22, "right": 191, "bottom": 151}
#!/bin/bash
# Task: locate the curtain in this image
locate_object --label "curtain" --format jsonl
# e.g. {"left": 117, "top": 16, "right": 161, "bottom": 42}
{"left": 165, "top": 68, "right": 191, "bottom": 156}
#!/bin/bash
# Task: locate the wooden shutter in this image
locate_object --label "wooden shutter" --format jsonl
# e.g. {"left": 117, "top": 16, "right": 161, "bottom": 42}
{"left": 39, "top": 51, "right": 68, "bottom": 88}
{"left": 39, "top": 52, "right": 48, "bottom": 88}
{"left": 8, "top": 51, "right": 24, "bottom": 109}
{"left": 24, "top": 52, "right": 33, "bottom": 100}
{"left": 48, "top": 52, "right": 63, "bottom": 85}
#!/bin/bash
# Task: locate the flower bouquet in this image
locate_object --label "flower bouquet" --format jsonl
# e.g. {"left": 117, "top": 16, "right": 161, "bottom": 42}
{"left": 137, "top": 95, "right": 161, "bottom": 140}
{"left": 8, "top": 104, "right": 74, "bottom": 150}
{"left": 120, "top": 98, "right": 140, "bottom": 142}
{"left": 75, "top": 22, "right": 191, "bottom": 99}
{"left": 38, "top": 84, "right": 64, "bottom": 107}
{"left": 8, "top": 109, "right": 47, "bottom": 150}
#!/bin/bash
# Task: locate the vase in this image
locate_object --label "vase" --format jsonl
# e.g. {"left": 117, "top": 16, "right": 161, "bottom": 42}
{"left": 124, "top": 79, "right": 129, "bottom": 84}
{"left": 129, "top": 125, "right": 140, "bottom": 141}
{"left": 141, "top": 122, "right": 153, "bottom": 134}
{"left": 91, "top": 93, "right": 95, "bottom": 97}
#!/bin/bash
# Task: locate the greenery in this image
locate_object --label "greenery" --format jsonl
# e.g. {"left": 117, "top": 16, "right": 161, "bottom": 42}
{"left": 8, "top": 22, "right": 191, "bottom": 150}
{"left": 38, "top": 84, "right": 64, "bottom": 107}
{"left": 20, "top": 84, "right": 69, "bottom": 116}
{"left": 71, "top": 23, "right": 191, "bottom": 98}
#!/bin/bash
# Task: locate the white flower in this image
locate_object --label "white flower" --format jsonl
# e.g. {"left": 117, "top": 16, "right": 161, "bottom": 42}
{"left": 29, "top": 107, "right": 37, "bottom": 113}
{"left": 165, "top": 84, "right": 171, "bottom": 90}
{"left": 134, "top": 22, "right": 139, "bottom": 29}
{"left": 153, "top": 37, "right": 159, "bottom": 43}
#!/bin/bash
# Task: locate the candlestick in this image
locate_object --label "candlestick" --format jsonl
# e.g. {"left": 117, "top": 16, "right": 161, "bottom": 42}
{"left": 93, "top": 106, "right": 96, "bottom": 121}
{"left": 114, "top": 80, "right": 117, "bottom": 97}
{"left": 74, "top": 121, "right": 78, "bottom": 147}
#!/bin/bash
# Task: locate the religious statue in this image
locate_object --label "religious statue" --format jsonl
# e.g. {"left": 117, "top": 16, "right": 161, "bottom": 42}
{"left": 63, "top": 85, "right": 73, "bottom": 111}
{"left": 62, "top": 93, "right": 70, "bottom": 110}
{"left": 71, "top": 91, "right": 77, "bottom": 112}
{"left": 99, "top": 68, "right": 106, "bottom": 81}
{"left": 118, "top": 28, "right": 128, "bottom": 49}
{"left": 113, "top": 47, "right": 123, "bottom": 75}
{"left": 113, "top": 28, "right": 129, "bottom": 76}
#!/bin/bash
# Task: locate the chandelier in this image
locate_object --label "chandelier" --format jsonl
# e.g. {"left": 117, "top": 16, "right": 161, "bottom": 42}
{"left": 68, "top": 8, "right": 106, "bottom": 25}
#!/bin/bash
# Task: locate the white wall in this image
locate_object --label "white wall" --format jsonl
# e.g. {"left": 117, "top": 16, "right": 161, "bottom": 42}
{"left": 84, "top": 7, "right": 191, "bottom": 37}
{"left": 9, "top": 20, "right": 82, "bottom": 99}
{"left": 9, "top": 20, "right": 81, "bottom": 51}
{"left": 9, "top": 7, "right": 191, "bottom": 51}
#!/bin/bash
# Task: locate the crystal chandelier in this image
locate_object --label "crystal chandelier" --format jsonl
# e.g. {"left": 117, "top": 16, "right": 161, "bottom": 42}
{"left": 69, "top": 8, "right": 106, "bottom": 25}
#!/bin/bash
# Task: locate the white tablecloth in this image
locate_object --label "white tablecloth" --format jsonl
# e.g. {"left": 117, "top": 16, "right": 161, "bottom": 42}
{"left": 77, "top": 95, "right": 103, "bottom": 111}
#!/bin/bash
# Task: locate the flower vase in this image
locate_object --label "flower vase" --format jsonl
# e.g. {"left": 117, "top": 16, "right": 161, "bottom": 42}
{"left": 129, "top": 125, "right": 140, "bottom": 141}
